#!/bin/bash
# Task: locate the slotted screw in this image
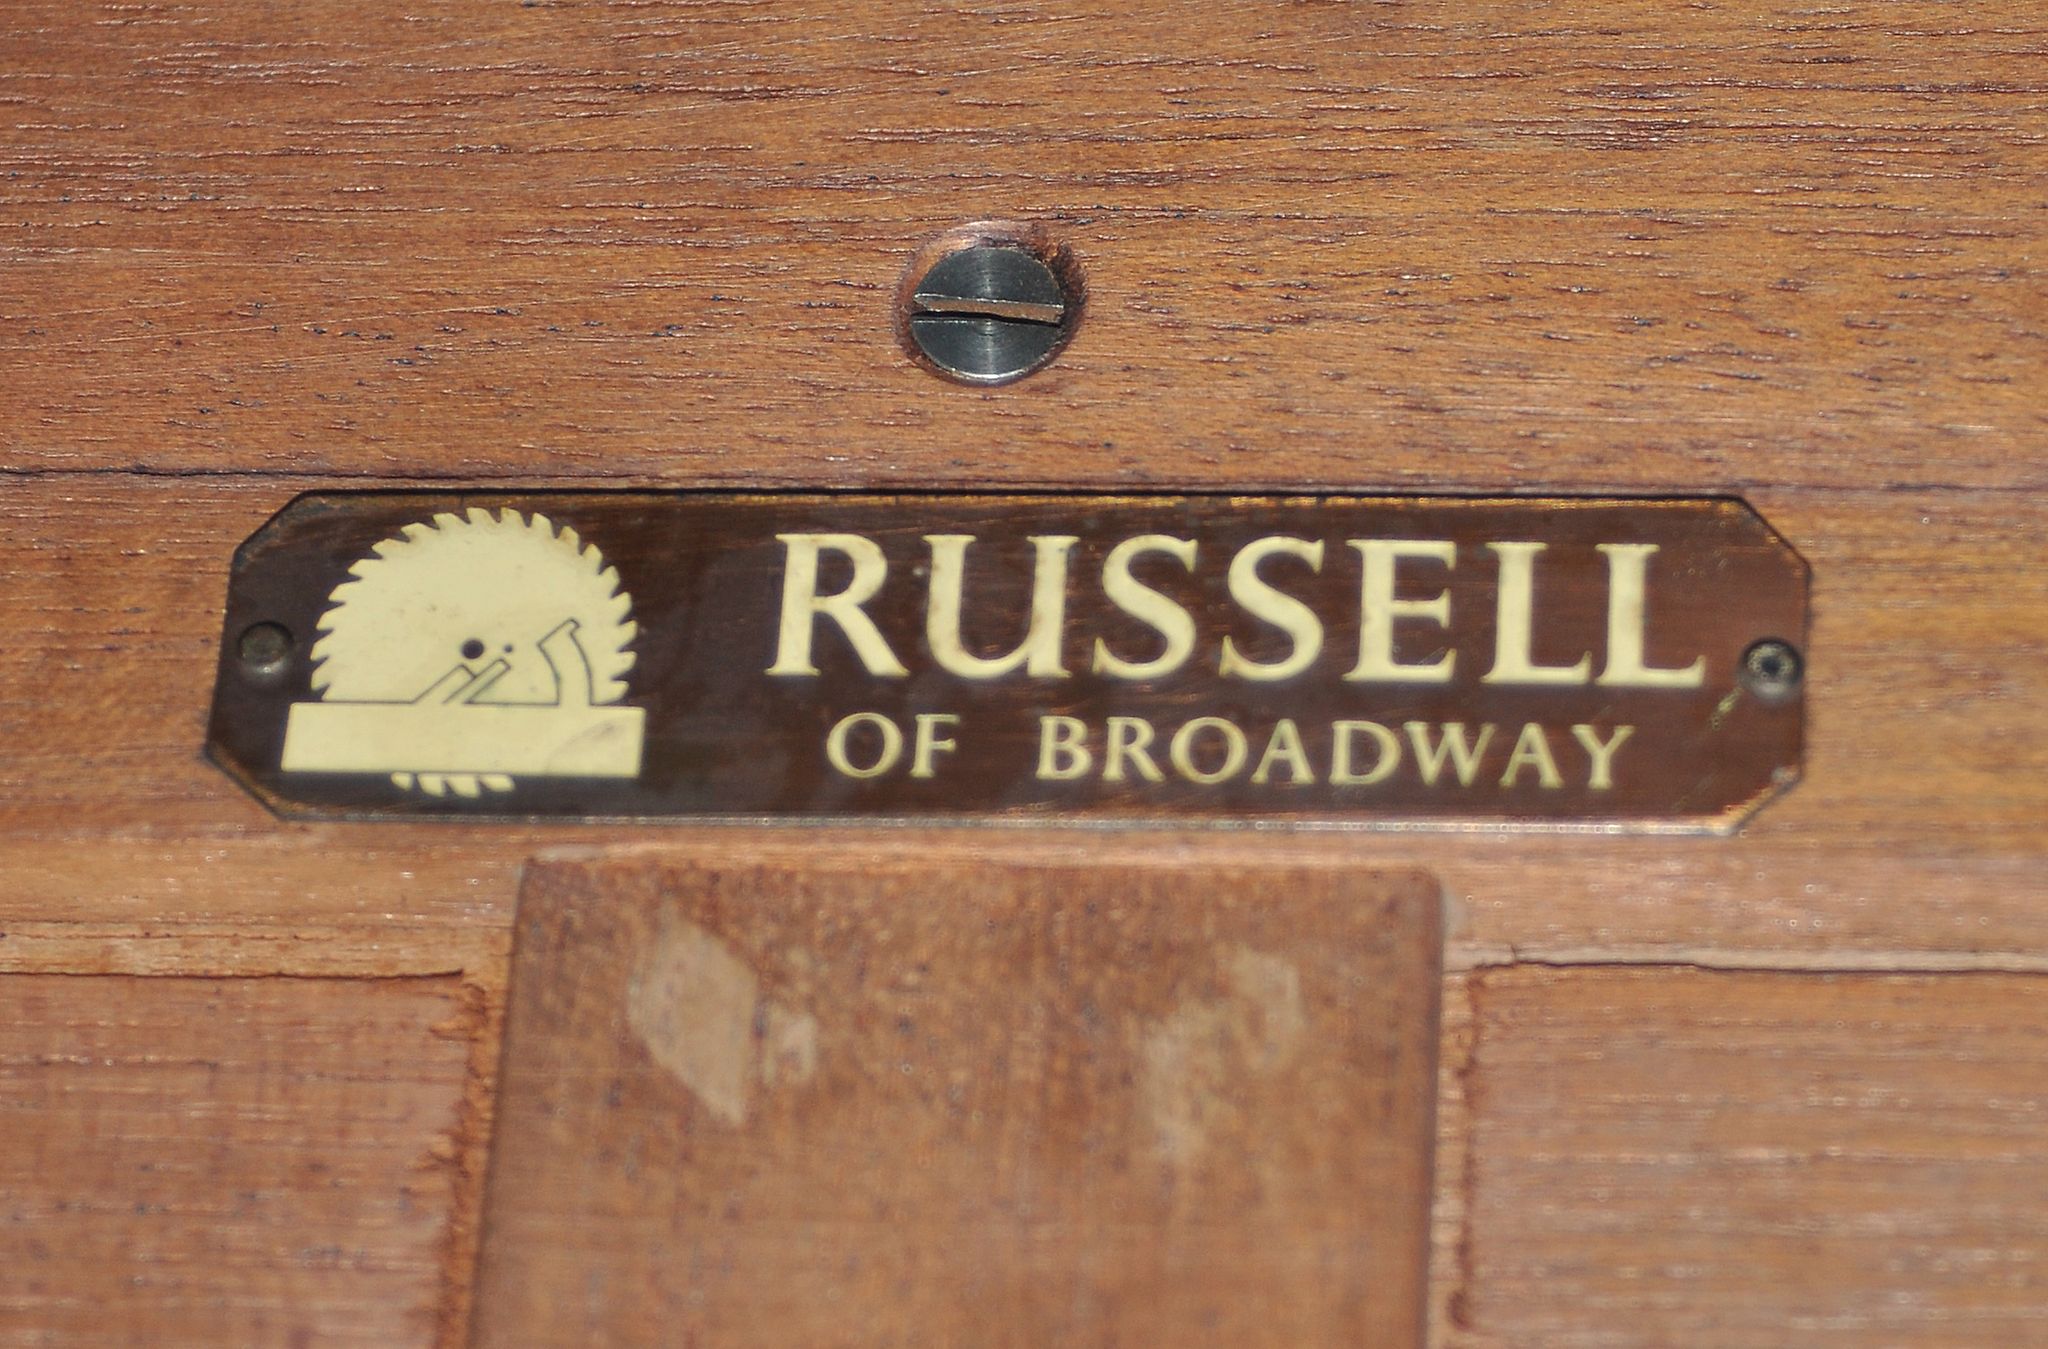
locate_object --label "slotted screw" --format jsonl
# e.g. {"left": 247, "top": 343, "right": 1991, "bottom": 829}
{"left": 906, "top": 243, "right": 1075, "bottom": 385}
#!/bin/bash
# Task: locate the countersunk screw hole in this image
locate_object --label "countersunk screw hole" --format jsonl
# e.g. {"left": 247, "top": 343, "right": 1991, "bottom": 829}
{"left": 1740, "top": 638, "right": 1803, "bottom": 702}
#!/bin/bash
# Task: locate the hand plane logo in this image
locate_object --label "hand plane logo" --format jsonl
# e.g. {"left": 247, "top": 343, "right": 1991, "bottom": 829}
{"left": 279, "top": 509, "right": 646, "bottom": 797}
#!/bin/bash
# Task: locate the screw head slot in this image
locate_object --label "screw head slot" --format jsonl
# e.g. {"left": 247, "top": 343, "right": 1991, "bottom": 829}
{"left": 1739, "top": 638, "right": 1804, "bottom": 702}
{"left": 899, "top": 225, "right": 1082, "bottom": 385}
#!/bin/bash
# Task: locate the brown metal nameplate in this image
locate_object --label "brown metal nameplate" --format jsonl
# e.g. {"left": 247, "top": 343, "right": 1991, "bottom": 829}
{"left": 470, "top": 857, "right": 1443, "bottom": 1347}
{"left": 207, "top": 492, "right": 1806, "bottom": 829}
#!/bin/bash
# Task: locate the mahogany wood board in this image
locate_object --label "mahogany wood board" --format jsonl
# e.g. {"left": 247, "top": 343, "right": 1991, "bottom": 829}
{"left": 471, "top": 857, "right": 1442, "bottom": 1348}
{"left": 1450, "top": 967, "right": 2048, "bottom": 1346}
{"left": 0, "top": 0, "right": 2043, "bottom": 1344}
{"left": 1, "top": 2, "right": 2043, "bottom": 493}
{"left": 0, "top": 973, "right": 477, "bottom": 1347}
{"left": 1, "top": 482, "right": 2039, "bottom": 963}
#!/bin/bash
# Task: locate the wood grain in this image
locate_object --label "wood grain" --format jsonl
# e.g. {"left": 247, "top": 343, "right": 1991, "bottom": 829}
{"left": 2, "top": 2, "right": 2042, "bottom": 492}
{"left": 0, "top": 0, "right": 2042, "bottom": 1343}
{"left": 0, "top": 973, "right": 476, "bottom": 1348}
{"left": 1, "top": 481, "right": 2038, "bottom": 964}
{"left": 473, "top": 857, "right": 1442, "bottom": 1348}
{"left": 1452, "top": 967, "right": 2048, "bottom": 1346}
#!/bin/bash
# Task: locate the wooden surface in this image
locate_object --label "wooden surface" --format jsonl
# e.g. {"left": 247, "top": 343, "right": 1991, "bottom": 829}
{"left": 1457, "top": 968, "right": 2048, "bottom": 1347}
{"left": 3, "top": 1, "right": 2043, "bottom": 494}
{"left": 473, "top": 858, "right": 1441, "bottom": 1347}
{"left": 0, "top": 974, "right": 476, "bottom": 1346}
{"left": 1, "top": 0, "right": 2043, "bottom": 1344}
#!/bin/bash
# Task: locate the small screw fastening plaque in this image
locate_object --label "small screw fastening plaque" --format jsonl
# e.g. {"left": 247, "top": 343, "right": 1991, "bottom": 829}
{"left": 1739, "top": 638, "right": 1804, "bottom": 703}
{"left": 236, "top": 621, "right": 294, "bottom": 683}
{"left": 900, "top": 226, "right": 1081, "bottom": 385}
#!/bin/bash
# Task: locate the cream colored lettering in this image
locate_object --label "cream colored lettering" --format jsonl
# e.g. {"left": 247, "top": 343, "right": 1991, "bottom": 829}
{"left": 767, "top": 534, "right": 908, "bottom": 677}
{"left": 1483, "top": 542, "right": 1591, "bottom": 686}
{"left": 1025, "top": 716, "right": 1639, "bottom": 792}
{"left": 1499, "top": 722, "right": 1564, "bottom": 789}
{"left": 925, "top": 534, "right": 1078, "bottom": 680}
{"left": 1092, "top": 535, "right": 1199, "bottom": 680}
{"left": 910, "top": 713, "right": 961, "bottom": 779}
{"left": 1595, "top": 543, "right": 1705, "bottom": 688}
{"left": 1571, "top": 723, "right": 1635, "bottom": 790}
{"left": 1330, "top": 720, "right": 1402, "bottom": 786}
{"left": 1219, "top": 537, "right": 1326, "bottom": 682}
{"left": 1104, "top": 716, "right": 1166, "bottom": 783}
{"left": 1405, "top": 721, "right": 1494, "bottom": 786}
{"left": 1250, "top": 718, "right": 1314, "bottom": 785}
{"left": 1169, "top": 716, "right": 1249, "bottom": 785}
{"left": 1347, "top": 539, "right": 1456, "bottom": 683}
{"left": 824, "top": 711, "right": 902, "bottom": 779}
{"left": 1036, "top": 715, "right": 1093, "bottom": 781}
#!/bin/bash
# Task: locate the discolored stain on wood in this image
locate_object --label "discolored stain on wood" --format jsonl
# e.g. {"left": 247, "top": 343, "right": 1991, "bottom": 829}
{"left": 624, "top": 910, "right": 823, "bottom": 1128}
{"left": 625, "top": 914, "right": 763, "bottom": 1127}
{"left": 472, "top": 857, "right": 1443, "bottom": 1348}
{"left": 1138, "top": 944, "right": 1308, "bottom": 1167}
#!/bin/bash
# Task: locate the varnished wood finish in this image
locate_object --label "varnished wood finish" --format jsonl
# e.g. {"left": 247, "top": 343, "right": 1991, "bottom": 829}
{"left": 2, "top": 0, "right": 2044, "bottom": 1343}
{"left": 473, "top": 858, "right": 1441, "bottom": 1347}
{"left": 3, "top": 2, "right": 2042, "bottom": 493}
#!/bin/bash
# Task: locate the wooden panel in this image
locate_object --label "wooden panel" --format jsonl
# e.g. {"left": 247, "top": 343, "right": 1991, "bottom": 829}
{"left": 1453, "top": 968, "right": 2048, "bottom": 1346}
{"left": 0, "top": 481, "right": 2039, "bottom": 968}
{"left": 1, "top": 1, "right": 2043, "bottom": 1344}
{"left": 2, "top": 1, "right": 2042, "bottom": 492}
{"left": 472, "top": 858, "right": 1442, "bottom": 1348}
{"left": 0, "top": 974, "right": 477, "bottom": 1347}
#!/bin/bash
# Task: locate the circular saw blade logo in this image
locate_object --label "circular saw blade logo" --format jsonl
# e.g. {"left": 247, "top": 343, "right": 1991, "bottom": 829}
{"left": 278, "top": 509, "right": 646, "bottom": 797}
